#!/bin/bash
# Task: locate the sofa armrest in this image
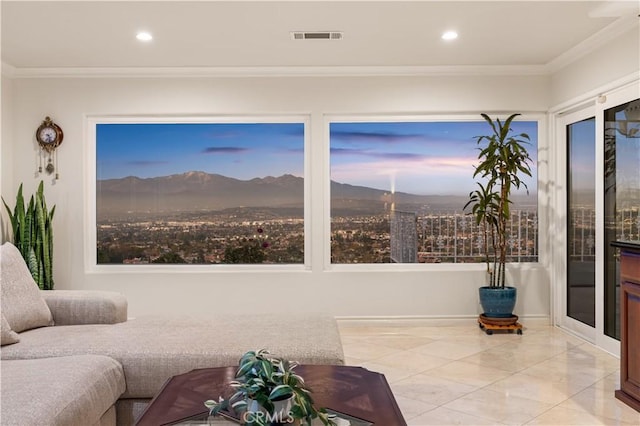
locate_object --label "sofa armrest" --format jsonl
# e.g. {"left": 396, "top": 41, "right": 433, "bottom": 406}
{"left": 40, "top": 290, "right": 128, "bottom": 325}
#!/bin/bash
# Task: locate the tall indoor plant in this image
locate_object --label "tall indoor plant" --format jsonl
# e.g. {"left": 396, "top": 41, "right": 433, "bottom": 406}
{"left": 464, "top": 113, "right": 532, "bottom": 317}
{"left": 2, "top": 181, "right": 56, "bottom": 290}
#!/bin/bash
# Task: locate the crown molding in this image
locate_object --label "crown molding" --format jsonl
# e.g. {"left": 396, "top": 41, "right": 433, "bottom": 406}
{"left": 546, "top": 14, "right": 639, "bottom": 74}
{"left": 1, "top": 63, "right": 18, "bottom": 78}
{"left": 3, "top": 13, "right": 635, "bottom": 80}
{"left": 1, "top": 63, "right": 549, "bottom": 79}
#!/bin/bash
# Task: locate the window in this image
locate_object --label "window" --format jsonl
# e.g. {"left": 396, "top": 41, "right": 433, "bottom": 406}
{"left": 95, "top": 120, "right": 306, "bottom": 265}
{"left": 330, "top": 119, "right": 538, "bottom": 264}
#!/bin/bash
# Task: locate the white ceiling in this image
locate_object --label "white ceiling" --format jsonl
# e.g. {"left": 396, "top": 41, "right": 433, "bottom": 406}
{"left": 1, "top": 1, "right": 639, "bottom": 75}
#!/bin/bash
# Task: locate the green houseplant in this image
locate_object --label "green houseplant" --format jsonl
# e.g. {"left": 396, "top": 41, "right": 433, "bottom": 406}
{"left": 205, "top": 349, "right": 335, "bottom": 426}
{"left": 464, "top": 113, "right": 533, "bottom": 317}
{"left": 2, "top": 181, "right": 56, "bottom": 290}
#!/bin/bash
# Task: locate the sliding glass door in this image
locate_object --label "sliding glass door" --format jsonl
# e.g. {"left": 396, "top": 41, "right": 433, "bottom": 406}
{"left": 557, "top": 108, "right": 597, "bottom": 340}
{"left": 557, "top": 86, "right": 640, "bottom": 355}
{"left": 567, "top": 117, "right": 596, "bottom": 328}
{"left": 603, "top": 98, "right": 640, "bottom": 341}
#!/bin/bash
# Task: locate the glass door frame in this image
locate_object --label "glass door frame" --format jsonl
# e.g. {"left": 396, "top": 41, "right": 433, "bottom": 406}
{"left": 555, "top": 106, "right": 597, "bottom": 343}
{"left": 554, "top": 85, "right": 639, "bottom": 357}
{"left": 596, "top": 87, "right": 639, "bottom": 355}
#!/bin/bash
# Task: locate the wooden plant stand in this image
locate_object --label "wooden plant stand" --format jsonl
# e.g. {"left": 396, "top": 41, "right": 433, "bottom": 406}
{"left": 478, "top": 314, "right": 523, "bottom": 335}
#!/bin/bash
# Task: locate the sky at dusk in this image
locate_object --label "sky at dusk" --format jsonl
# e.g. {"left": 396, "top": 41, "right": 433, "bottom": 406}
{"left": 96, "top": 122, "right": 304, "bottom": 181}
{"left": 330, "top": 120, "right": 538, "bottom": 195}
{"left": 97, "top": 119, "right": 539, "bottom": 196}
{"left": 568, "top": 118, "right": 596, "bottom": 191}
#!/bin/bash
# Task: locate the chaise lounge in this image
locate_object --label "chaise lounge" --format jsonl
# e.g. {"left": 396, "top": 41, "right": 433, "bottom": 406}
{"left": 0, "top": 242, "right": 345, "bottom": 426}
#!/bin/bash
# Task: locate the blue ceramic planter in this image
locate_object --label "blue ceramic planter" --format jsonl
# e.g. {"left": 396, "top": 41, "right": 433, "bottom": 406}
{"left": 479, "top": 286, "right": 517, "bottom": 318}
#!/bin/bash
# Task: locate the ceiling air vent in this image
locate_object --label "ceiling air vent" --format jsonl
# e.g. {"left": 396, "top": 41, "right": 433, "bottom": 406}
{"left": 291, "top": 31, "right": 343, "bottom": 40}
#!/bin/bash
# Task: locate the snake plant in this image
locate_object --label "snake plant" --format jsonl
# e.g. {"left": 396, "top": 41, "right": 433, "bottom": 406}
{"left": 2, "top": 181, "right": 56, "bottom": 290}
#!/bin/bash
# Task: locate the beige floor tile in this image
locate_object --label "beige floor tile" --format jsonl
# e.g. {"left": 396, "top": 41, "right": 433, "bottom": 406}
{"left": 373, "top": 349, "right": 452, "bottom": 372}
{"left": 341, "top": 341, "right": 400, "bottom": 361}
{"left": 459, "top": 346, "right": 552, "bottom": 373}
{"left": 525, "top": 405, "right": 638, "bottom": 425}
{"left": 602, "top": 371, "right": 621, "bottom": 387}
{"left": 558, "top": 374, "right": 640, "bottom": 424}
{"left": 391, "top": 373, "right": 478, "bottom": 406}
{"left": 426, "top": 360, "right": 513, "bottom": 387}
{"left": 408, "top": 406, "right": 508, "bottom": 425}
{"left": 339, "top": 335, "right": 365, "bottom": 345}
{"left": 359, "top": 334, "right": 436, "bottom": 350}
{"left": 392, "top": 326, "right": 449, "bottom": 339}
{"left": 337, "top": 324, "right": 631, "bottom": 426}
{"left": 338, "top": 325, "right": 416, "bottom": 337}
{"left": 443, "top": 388, "right": 555, "bottom": 425}
{"left": 343, "top": 356, "right": 366, "bottom": 366}
{"left": 495, "top": 340, "right": 572, "bottom": 357}
{"left": 548, "top": 347, "right": 620, "bottom": 377}
{"left": 399, "top": 324, "right": 480, "bottom": 339}
{"left": 410, "top": 339, "right": 492, "bottom": 360}
{"left": 449, "top": 333, "right": 516, "bottom": 348}
{"left": 361, "top": 361, "right": 428, "bottom": 383}
{"left": 572, "top": 341, "right": 620, "bottom": 358}
{"left": 393, "top": 395, "right": 438, "bottom": 420}
{"left": 518, "top": 331, "right": 586, "bottom": 349}
{"left": 485, "top": 372, "right": 590, "bottom": 405}
{"left": 519, "top": 358, "right": 610, "bottom": 388}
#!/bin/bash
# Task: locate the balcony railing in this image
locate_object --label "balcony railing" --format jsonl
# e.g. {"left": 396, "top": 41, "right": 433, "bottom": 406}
{"left": 408, "top": 210, "right": 538, "bottom": 263}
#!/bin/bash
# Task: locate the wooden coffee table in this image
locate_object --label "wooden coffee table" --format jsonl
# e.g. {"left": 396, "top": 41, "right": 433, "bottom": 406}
{"left": 136, "top": 365, "right": 406, "bottom": 425}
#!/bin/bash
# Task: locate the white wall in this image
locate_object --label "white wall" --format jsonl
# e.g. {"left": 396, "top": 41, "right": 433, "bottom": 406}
{"left": 550, "top": 27, "right": 640, "bottom": 107}
{"left": 1, "top": 75, "right": 13, "bottom": 240}
{"left": 1, "top": 74, "right": 552, "bottom": 320}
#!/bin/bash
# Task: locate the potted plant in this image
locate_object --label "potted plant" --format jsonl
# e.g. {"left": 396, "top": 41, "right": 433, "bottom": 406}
{"left": 2, "top": 181, "right": 56, "bottom": 290}
{"left": 205, "top": 349, "right": 336, "bottom": 426}
{"left": 464, "top": 113, "right": 533, "bottom": 318}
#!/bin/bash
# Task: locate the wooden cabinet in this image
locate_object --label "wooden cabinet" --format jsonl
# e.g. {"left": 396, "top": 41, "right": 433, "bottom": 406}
{"left": 613, "top": 241, "right": 640, "bottom": 412}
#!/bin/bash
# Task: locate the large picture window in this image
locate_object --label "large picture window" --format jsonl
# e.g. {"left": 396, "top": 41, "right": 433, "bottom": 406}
{"left": 330, "top": 119, "right": 538, "bottom": 264}
{"left": 96, "top": 121, "right": 306, "bottom": 265}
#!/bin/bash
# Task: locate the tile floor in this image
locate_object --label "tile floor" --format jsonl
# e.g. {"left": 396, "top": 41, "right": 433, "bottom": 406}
{"left": 338, "top": 322, "right": 640, "bottom": 425}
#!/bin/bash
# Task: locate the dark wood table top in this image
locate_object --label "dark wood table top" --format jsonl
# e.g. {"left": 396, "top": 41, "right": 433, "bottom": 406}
{"left": 612, "top": 240, "right": 640, "bottom": 251}
{"left": 136, "top": 365, "right": 406, "bottom": 426}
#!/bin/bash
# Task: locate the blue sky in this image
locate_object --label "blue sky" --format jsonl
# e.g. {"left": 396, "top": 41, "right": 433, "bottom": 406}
{"left": 97, "top": 119, "right": 539, "bottom": 196}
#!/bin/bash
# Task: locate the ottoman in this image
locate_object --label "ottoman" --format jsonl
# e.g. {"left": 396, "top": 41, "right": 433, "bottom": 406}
{"left": 0, "top": 355, "right": 125, "bottom": 426}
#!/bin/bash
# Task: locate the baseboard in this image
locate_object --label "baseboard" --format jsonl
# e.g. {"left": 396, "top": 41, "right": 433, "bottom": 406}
{"left": 335, "top": 314, "right": 551, "bottom": 327}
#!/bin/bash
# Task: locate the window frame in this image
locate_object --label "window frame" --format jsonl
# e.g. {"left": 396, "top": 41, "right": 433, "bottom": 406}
{"left": 323, "top": 113, "right": 546, "bottom": 271}
{"left": 84, "top": 114, "right": 312, "bottom": 273}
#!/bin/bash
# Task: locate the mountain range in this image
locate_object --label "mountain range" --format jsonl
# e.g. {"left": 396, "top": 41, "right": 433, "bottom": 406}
{"left": 96, "top": 171, "right": 533, "bottom": 217}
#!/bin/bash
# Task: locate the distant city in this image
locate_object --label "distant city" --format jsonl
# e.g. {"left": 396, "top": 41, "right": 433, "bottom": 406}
{"left": 96, "top": 171, "right": 543, "bottom": 265}
{"left": 97, "top": 207, "right": 305, "bottom": 264}
{"left": 97, "top": 202, "right": 639, "bottom": 265}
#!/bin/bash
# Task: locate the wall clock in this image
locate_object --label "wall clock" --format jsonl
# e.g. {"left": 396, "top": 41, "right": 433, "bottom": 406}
{"left": 36, "top": 116, "right": 63, "bottom": 179}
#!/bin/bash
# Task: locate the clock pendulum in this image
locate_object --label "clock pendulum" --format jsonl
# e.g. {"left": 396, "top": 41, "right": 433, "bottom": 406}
{"left": 35, "top": 117, "right": 64, "bottom": 180}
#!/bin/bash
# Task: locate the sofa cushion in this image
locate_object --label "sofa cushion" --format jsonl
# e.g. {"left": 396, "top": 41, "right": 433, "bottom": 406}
{"left": 41, "top": 290, "right": 128, "bottom": 325}
{"left": 1, "top": 314, "right": 345, "bottom": 398}
{"left": 0, "top": 242, "right": 53, "bottom": 332}
{"left": 0, "top": 355, "right": 125, "bottom": 426}
{"left": 1, "top": 314, "right": 20, "bottom": 346}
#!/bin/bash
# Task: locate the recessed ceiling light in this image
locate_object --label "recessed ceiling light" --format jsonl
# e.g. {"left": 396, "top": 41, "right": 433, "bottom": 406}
{"left": 136, "top": 32, "right": 153, "bottom": 42}
{"left": 441, "top": 31, "right": 458, "bottom": 41}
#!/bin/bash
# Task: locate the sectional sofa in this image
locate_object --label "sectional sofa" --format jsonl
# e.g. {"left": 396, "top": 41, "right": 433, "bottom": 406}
{"left": 0, "top": 242, "right": 345, "bottom": 426}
